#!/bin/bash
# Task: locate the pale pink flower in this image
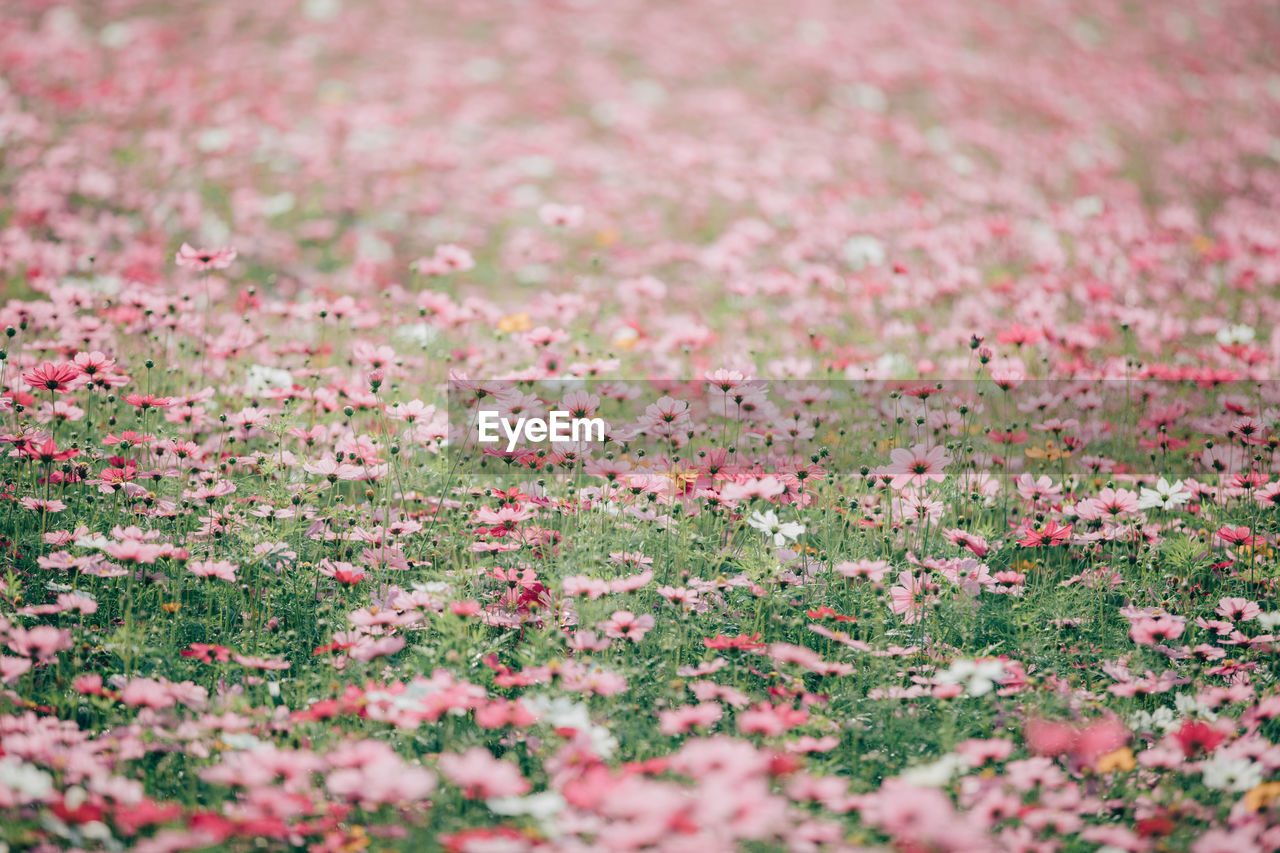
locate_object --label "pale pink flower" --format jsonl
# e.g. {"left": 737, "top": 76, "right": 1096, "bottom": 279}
{"left": 437, "top": 748, "right": 530, "bottom": 798}
{"left": 601, "top": 610, "right": 655, "bottom": 642}
{"left": 884, "top": 444, "right": 951, "bottom": 489}
{"left": 175, "top": 242, "right": 237, "bottom": 270}
{"left": 188, "top": 559, "right": 239, "bottom": 582}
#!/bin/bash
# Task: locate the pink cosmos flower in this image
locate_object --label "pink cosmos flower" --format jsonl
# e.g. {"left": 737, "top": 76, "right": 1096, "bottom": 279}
{"left": 325, "top": 741, "right": 436, "bottom": 807}
{"left": 437, "top": 748, "right": 530, "bottom": 798}
{"left": 1016, "top": 473, "right": 1062, "bottom": 503}
{"left": 658, "top": 702, "right": 723, "bottom": 735}
{"left": 1075, "top": 487, "right": 1141, "bottom": 519}
{"left": 888, "top": 571, "right": 929, "bottom": 624}
{"left": 7, "top": 625, "right": 72, "bottom": 663}
{"left": 1130, "top": 615, "right": 1186, "bottom": 646}
{"left": 175, "top": 243, "right": 237, "bottom": 270}
{"left": 0, "top": 656, "right": 32, "bottom": 683}
{"left": 834, "top": 559, "right": 891, "bottom": 584}
{"left": 120, "top": 677, "right": 176, "bottom": 709}
{"left": 601, "top": 610, "right": 655, "bottom": 642}
{"left": 942, "top": 528, "right": 990, "bottom": 557}
{"left": 538, "top": 203, "right": 584, "bottom": 227}
{"left": 19, "top": 497, "right": 66, "bottom": 513}
{"left": 884, "top": 443, "right": 951, "bottom": 489}
{"left": 21, "top": 362, "right": 81, "bottom": 394}
{"left": 1216, "top": 597, "right": 1260, "bottom": 621}
{"left": 188, "top": 559, "right": 239, "bottom": 582}
{"left": 412, "top": 243, "right": 474, "bottom": 275}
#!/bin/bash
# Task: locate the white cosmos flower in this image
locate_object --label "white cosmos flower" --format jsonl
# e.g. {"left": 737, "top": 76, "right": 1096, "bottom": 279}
{"left": 1200, "top": 753, "right": 1263, "bottom": 792}
{"left": 1136, "top": 477, "right": 1191, "bottom": 510}
{"left": 747, "top": 510, "right": 805, "bottom": 547}
{"left": 899, "top": 753, "right": 967, "bottom": 786}
{"left": 843, "top": 235, "right": 885, "bottom": 270}
{"left": 1175, "top": 692, "right": 1217, "bottom": 720}
{"left": 0, "top": 759, "right": 53, "bottom": 803}
{"left": 487, "top": 791, "right": 566, "bottom": 832}
{"left": 1129, "top": 706, "right": 1178, "bottom": 734}
{"left": 245, "top": 364, "right": 294, "bottom": 396}
{"left": 1215, "top": 324, "right": 1255, "bottom": 346}
{"left": 936, "top": 659, "right": 1007, "bottom": 697}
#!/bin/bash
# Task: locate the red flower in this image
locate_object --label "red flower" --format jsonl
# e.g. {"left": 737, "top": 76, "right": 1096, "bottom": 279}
{"left": 806, "top": 605, "right": 857, "bottom": 623}
{"left": 703, "top": 632, "right": 766, "bottom": 650}
{"left": 1135, "top": 816, "right": 1176, "bottom": 838}
{"left": 179, "top": 643, "right": 232, "bottom": 664}
{"left": 1215, "top": 525, "right": 1254, "bottom": 547}
{"left": 124, "top": 394, "right": 173, "bottom": 409}
{"left": 21, "top": 362, "right": 81, "bottom": 393}
{"left": 333, "top": 567, "right": 365, "bottom": 584}
{"left": 112, "top": 799, "right": 184, "bottom": 837}
{"left": 1172, "top": 720, "right": 1225, "bottom": 758}
{"left": 21, "top": 438, "right": 79, "bottom": 463}
{"left": 1017, "top": 520, "right": 1072, "bottom": 547}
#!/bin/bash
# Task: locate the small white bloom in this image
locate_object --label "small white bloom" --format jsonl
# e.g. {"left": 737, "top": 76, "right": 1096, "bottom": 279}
{"left": 221, "top": 733, "right": 263, "bottom": 751}
{"left": 936, "top": 659, "right": 1007, "bottom": 697}
{"left": 487, "top": 791, "right": 566, "bottom": 829}
{"left": 1175, "top": 692, "right": 1217, "bottom": 720}
{"left": 843, "top": 235, "right": 885, "bottom": 270}
{"left": 747, "top": 510, "right": 805, "bottom": 547}
{"left": 303, "top": 0, "right": 343, "bottom": 21}
{"left": 900, "top": 753, "right": 967, "bottom": 787}
{"left": 245, "top": 364, "right": 294, "bottom": 396}
{"left": 1215, "top": 324, "right": 1255, "bottom": 346}
{"left": 1137, "top": 478, "right": 1191, "bottom": 510}
{"left": 1200, "top": 753, "right": 1263, "bottom": 792}
{"left": 1129, "top": 706, "right": 1178, "bottom": 734}
{"left": 1257, "top": 611, "right": 1280, "bottom": 631}
{"left": 0, "top": 758, "right": 53, "bottom": 803}
{"left": 524, "top": 695, "right": 618, "bottom": 758}
{"left": 395, "top": 322, "right": 438, "bottom": 347}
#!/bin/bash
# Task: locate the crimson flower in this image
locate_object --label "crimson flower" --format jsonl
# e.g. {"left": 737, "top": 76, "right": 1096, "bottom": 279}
{"left": 1172, "top": 720, "right": 1225, "bottom": 758}
{"left": 124, "top": 394, "right": 173, "bottom": 409}
{"left": 703, "top": 632, "right": 766, "bottom": 651}
{"left": 179, "top": 643, "right": 232, "bottom": 664}
{"left": 21, "top": 438, "right": 79, "bottom": 463}
{"left": 22, "top": 362, "right": 80, "bottom": 394}
{"left": 1215, "top": 525, "right": 1254, "bottom": 546}
{"left": 807, "top": 606, "right": 857, "bottom": 623}
{"left": 1017, "top": 520, "right": 1073, "bottom": 547}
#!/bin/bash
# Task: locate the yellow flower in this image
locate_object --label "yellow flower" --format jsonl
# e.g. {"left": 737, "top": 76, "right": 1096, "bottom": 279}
{"left": 819, "top": 429, "right": 845, "bottom": 447}
{"left": 1238, "top": 541, "right": 1274, "bottom": 560}
{"left": 497, "top": 312, "right": 532, "bottom": 333}
{"left": 663, "top": 464, "right": 700, "bottom": 491}
{"left": 339, "top": 826, "right": 370, "bottom": 853}
{"left": 611, "top": 326, "right": 639, "bottom": 350}
{"left": 1025, "top": 441, "right": 1069, "bottom": 461}
{"left": 1244, "top": 781, "right": 1280, "bottom": 812}
{"left": 1095, "top": 747, "right": 1136, "bottom": 774}
{"left": 161, "top": 602, "right": 182, "bottom": 614}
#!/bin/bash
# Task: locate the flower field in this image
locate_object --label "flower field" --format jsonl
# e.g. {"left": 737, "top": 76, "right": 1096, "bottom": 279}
{"left": 4, "top": 1, "right": 1280, "bottom": 850}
